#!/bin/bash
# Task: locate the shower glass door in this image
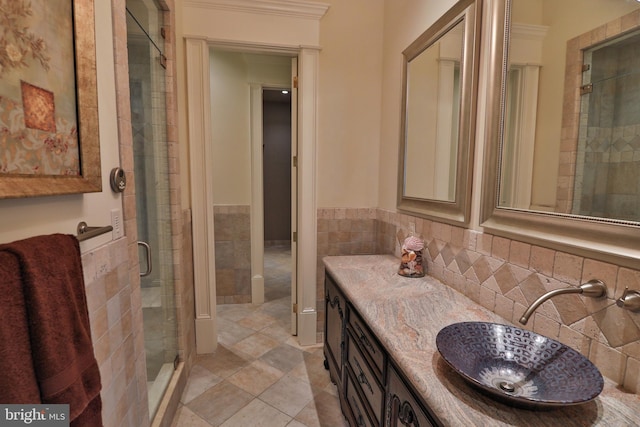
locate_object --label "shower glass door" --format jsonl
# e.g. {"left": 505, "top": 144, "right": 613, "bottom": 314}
{"left": 126, "top": 0, "right": 178, "bottom": 420}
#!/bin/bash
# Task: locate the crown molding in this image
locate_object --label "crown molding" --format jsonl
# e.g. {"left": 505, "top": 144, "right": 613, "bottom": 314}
{"left": 183, "top": 0, "right": 330, "bottom": 19}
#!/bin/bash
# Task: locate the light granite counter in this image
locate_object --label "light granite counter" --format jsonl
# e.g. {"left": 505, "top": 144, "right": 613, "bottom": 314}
{"left": 323, "top": 255, "right": 640, "bottom": 427}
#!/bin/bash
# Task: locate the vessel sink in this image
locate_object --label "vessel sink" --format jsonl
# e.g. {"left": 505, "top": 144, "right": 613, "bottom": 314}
{"left": 436, "top": 322, "right": 604, "bottom": 409}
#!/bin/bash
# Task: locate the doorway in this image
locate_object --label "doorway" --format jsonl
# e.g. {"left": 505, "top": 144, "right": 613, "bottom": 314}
{"left": 209, "top": 51, "right": 296, "bottom": 331}
{"left": 186, "top": 41, "right": 320, "bottom": 351}
{"left": 262, "top": 88, "right": 293, "bottom": 320}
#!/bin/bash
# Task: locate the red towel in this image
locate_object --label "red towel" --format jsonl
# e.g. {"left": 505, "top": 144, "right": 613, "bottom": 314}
{"left": 0, "top": 251, "right": 41, "bottom": 403}
{"left": 0, "top": 234, "right": 103, "bottom": 427}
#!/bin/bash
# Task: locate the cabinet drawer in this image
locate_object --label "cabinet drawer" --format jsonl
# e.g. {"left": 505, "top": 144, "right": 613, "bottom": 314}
{"left": 348, "top": 307, "right": 385, "bottom": 378}
{"left": 386, "top": 365, "right": 439, "bottom": 427}
{"left": 345, "top": 366, "right": 376, "bottom": 427}
{"left": 347, "top": 330, "right": 384, "bottom": 425}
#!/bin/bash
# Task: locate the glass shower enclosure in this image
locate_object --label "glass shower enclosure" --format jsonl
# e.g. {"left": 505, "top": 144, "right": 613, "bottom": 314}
{"left": 126, "top": 0, "right": 178, "bottom": 420}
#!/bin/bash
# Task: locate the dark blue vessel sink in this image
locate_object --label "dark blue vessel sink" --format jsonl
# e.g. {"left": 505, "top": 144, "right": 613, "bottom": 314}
{"left": 436, "top": 322, "right": 604, "bottom": 409}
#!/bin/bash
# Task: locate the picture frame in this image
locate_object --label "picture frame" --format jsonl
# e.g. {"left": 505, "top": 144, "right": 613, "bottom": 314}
{"left": 0, "top": 0, "right": 101, "bottom": 199}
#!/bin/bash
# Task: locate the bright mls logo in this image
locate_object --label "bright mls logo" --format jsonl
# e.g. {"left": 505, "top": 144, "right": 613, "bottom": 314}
{"left": 0, "top": 405, "right": 68, "bottom": 426}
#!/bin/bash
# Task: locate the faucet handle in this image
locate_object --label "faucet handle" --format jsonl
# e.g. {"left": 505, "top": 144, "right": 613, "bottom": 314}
{"left": 616, "top": 287, "right": 640, "bottom": 312}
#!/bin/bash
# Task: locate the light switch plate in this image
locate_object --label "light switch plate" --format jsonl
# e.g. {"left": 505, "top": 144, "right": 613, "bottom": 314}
{"left": 111, "top": 208, "right": 124, "bottom": 239}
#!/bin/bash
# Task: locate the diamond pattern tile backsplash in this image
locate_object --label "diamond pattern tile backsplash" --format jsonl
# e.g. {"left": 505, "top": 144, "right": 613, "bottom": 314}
{"left": 316, "top": 207, "right": 640, "bottom": 394}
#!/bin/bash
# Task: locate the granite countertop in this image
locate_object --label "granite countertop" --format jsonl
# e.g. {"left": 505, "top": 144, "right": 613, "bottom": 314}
{"left": 323, "top": 255, "right": 640, "bottom": 427}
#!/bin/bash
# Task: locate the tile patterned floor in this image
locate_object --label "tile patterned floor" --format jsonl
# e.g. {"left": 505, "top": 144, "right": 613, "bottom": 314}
{"left": 171, "top": 246, "right": 349, "bottom": 427}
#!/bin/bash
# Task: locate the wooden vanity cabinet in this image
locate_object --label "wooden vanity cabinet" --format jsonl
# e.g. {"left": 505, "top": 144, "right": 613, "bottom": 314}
{"left": 324, "top": 271, "right": 442, "bottom": 427}
{"left": 345, "top": 306, "right": 386, "bottom": 426}
{"left": 324, "top": 272, "right": 346, "bottom": 391}
{"left": 386, "top": 365, "right": 439, "bottom": 427}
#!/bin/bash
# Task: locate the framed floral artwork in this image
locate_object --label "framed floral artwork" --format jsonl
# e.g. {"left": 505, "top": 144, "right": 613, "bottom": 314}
{"left": 0, "top": 0, "right": 101, "bottom": 198}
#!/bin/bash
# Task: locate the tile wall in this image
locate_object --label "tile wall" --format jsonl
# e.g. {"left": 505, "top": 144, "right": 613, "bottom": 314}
{"left": 213, "top": 205, "right": 252, "bottom": 303}
{"left": 83, "top": 238, "right": 149, "bottom": 427}
{"left": 316, "top": 207, "right": 640, "bottom": 394}
{"left": 556, "top": 9, "right": 640, "bottom": 215}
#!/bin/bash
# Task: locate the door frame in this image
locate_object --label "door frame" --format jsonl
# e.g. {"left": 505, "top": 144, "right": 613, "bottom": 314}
{"left": 249, "top": 81, "right": 297, "bottom": 325}
{"left": 185, "top": 40, "right": 319, "bottom": 352}
{"left": 249, "top": 83, "right": 266, "bottom": 306}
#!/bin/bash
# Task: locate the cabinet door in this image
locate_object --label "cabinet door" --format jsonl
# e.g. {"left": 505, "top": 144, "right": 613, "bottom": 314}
{"left": 324, "top": 273, "right": 346, "bottom": 386}
{"left": 386, "top": 365, "right": 438, "bottom": 427}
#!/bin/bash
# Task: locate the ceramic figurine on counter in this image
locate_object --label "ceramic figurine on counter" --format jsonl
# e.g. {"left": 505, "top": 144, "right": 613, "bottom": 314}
{"left": 398, "top": 235, "right": 425, "bottom": 277}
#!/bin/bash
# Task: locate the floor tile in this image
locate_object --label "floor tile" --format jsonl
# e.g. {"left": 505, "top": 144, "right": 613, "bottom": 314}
{"left": 216, "top": 317, "right": 256, "bottom": 346}
{"left": 260, "top": 344, "right": 306, "bottom": 373}
{"left": 195, "top": 345, "right": 251, "bottom": 379}
{"left": 294, "top": 390, "right": 350, "bottom": 427}
{"left": 170, "top": 406, "right": 211, "bottom": 427}
{"left": 227, "top": 360, "right": 285, "bottom": 396}
{"left": 219, "top": 399, "right": 291, "bottom": 427}
{"left": 237, "top": 311, "right": 278, "bottom": 331}
{"left": 289, "top": 352, "right": 332, "bottom": 390}
{"left": 187, "top": 381, "right": 254, "bottom": 426}
{"left": 258, "top": 374, "right": 316, "bottom": 417}
{"left": 231, "top": 332, "right": 281, "bottom": 359}
{"left": 181, "top": 364, "right": 223, "bottom": 404}
{"left": 171, "top": 246, "right": 348, "bottom": 427}
{"left": 260, "top": 323, "right": 294, "bottom": 342}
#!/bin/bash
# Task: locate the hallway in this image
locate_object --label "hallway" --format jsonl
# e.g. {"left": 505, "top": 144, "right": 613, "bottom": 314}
{"left": 170, "top": 246, "right": 348, "bottom": 426}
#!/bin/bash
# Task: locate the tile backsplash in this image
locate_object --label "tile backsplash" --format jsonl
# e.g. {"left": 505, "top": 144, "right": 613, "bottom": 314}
{"left": 317, "top": 207, "right": 640, "bottom": 394}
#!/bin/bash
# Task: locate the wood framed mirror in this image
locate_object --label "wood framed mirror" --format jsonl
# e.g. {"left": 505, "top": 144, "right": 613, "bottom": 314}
{"left": 397, "top": 0, "right": 481, "bottom": 225}
{"left": 481, "top": 0, "right": 640, "bottom": 268}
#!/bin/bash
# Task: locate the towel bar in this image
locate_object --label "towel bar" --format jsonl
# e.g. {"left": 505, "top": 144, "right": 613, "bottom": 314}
{"left": 76, "top": 222, "right": 113, "bottom": 242}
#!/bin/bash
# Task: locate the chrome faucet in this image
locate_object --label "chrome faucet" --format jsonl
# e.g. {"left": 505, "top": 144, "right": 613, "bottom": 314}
{"left": 616, "top": 287, "right": 640, "bottom": 312}
{"left": 519, "top": 279, "right": 607, "bottom": 325}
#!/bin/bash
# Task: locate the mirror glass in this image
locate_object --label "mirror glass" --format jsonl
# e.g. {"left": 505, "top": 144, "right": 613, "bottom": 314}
{"left": 398, "top": 0, "right": 480, "bottom": 224}
{"left": 499, "top": 0, "right": 640, "bottom": 224}
{"left": 404, "top": 21, "right": 463, "bottom": 202}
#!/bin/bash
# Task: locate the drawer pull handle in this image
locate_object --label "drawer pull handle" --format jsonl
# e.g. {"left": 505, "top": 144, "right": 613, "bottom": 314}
{"left": 354, "top": 323, "right": 376, "bottom": 355}
{"left": 350, "top": 395, "right": 366, "bottom": 427}
{"left": 326, "top": 295, "right": 344, "bottom": 318}
{"left": 388, "top": 396, "right": 420, "bottom": 427}
{"left": 355, "top": 360, "right": 373, "bottom": 395}
{"left": 399, "top": 400, "right": 418, "bottom": 426}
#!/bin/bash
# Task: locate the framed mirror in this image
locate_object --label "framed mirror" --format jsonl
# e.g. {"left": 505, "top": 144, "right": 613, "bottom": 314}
{"left": 482, "top": 0, "right": 640, "bottom": 268}
{"left": 397, "top": 0, "right": 481, "bottom": 225}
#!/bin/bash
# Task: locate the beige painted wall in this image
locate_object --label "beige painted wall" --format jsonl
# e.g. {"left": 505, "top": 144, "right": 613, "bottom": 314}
{"left": 209, "top": 51, "right": 290, "bottom": 205}
{"left": 0, "top": 1, "right": 122, "bottom": 252}
{"left": 316, "top": 0, "right": 384, "bottom": 207}
{"left": 377, "top": 0, "right": 458, "bottom": 210}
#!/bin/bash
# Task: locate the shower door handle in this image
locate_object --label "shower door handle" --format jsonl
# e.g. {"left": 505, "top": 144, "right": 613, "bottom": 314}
{"left": 138, "top": 241, "right": 152, "bottom": 277}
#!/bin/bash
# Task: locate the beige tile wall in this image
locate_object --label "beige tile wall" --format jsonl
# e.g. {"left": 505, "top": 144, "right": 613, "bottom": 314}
{"left": 556, "top": 9, "right": 640, "bottom": 214}
{"left": 83, "top": 238, "right": 149, "bottom": 427}
{"left": 213, "top": 205, "right": 252, "bottom": 304}
{"left": 317, "top": 207, "right": 640, "bottom": 394}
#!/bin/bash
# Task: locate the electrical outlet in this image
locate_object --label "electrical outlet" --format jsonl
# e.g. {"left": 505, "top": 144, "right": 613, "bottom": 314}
{"left": 111, "top": 208, "right": 124, "bottom": 239}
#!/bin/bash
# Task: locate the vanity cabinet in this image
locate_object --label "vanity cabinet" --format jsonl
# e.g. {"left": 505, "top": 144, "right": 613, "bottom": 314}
{"left": 324, "top": 272, "right": 346, "bottom": 391}
{"left": 325, "top": 271, "right": 442, "bottom": 427}
{"left": 386, "top": 365, "right": 438, "bottom": 427}
{"left": 345, "top": 306, "right": 386, "bottom": 426}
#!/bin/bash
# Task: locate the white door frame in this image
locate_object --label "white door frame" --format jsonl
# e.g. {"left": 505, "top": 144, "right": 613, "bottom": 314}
{"left": 250, "top": 78, "right": 298, "bottom": 335}
{"left": 185, "top": 40, "right": 319, "bottom": 351}
{"left": 249, "top": 83, "right": 265, "bottom": 306}
{"left": 290, "top": 58, "right": 298, "bottom": 336}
